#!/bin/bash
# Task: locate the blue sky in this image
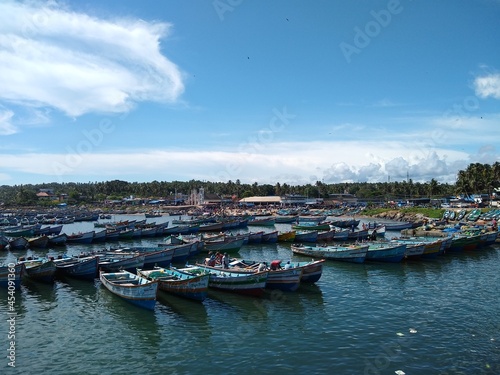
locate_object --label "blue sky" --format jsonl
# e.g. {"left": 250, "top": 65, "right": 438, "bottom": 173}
{"left": 1, "top": 0, "right": 499, "bottom": 186}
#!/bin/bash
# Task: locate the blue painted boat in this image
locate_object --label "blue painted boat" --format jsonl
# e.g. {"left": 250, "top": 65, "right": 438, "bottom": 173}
{"left": 228, "top": 259, "right": 303, "bottom": 292}
{"left": 100, "top": 270, "right": 158, "bottom": 310}
{"left": 188, "top": 264, "right": 268, "bottom": 297}
{"left": 137, "top": 266, "right": 209, "bottom": 302}
{"left": 365, "top": 242, "right": 407, "bottom": 263}
{"left": 294, "top": 230, "right": 319, "bottom": 243}
{"left": 53, "top": 255, "right": 99, "bottom": 280}
{"left": 291, "top": 244, "right": 369, "bottom": 263}
{"left": 18, "top": 257, "right": 56, "bottom": 283}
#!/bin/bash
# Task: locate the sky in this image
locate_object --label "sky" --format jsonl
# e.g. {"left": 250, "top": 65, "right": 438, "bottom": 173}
{"left": 1, "top": 0, "right": 500, "bottom": 187}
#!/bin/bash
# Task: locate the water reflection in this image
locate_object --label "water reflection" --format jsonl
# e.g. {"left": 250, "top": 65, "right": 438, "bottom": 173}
{"left": 96, "top": 283, "right": 161, "bottom": 353}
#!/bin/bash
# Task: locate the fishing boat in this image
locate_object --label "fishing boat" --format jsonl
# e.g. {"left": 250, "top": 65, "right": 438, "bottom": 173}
{"left": 18, "top": 257, "right": 56, "bottom": 283}
{"left": 331, "top": 228, "right": 350, "bottom": 241}
{"left": 27, "top": 235, "right": 49, "bottom": 248}
{"left": 228, "top": 259, "right": 303, "bottom": 292}
{"left": 100, "top": 270, "right": 158, "bottom": 310}
{"left": 98, "top": 253, "right": 145, "bottom": 273}
{"left": 291, "top": 244, "right": 369, "bottom": 263}
{"left": 202, "top": 237, "right": 245, "bottom": 254}
{"left": 292, "top": 222, "right": 331, "bottom": 231}
{"left": 294, "top": 230, "right": 319, "bottom": 243}
{"left": 137, "top": 266, "right": 210, "bottom": 302}
{"left": 273, "top": 215, "right": 298, "bottom": 223}
{"left": 261, "top": 230, "right": 279, "bottom": 243}
{"left": 277, "top": 230, "right": 296, "bottom": 243}
{"left": 247, "top": 231, "right": 264, "bottom": 243}
{"left": 347, "top": 229, "right": 369, "bottom": 241}
{"left": 53, "top": 255, "right": 99, "bottom": 280}
{"left": 8, "top": 236, "right": 28, "bottom": 250}
{"left": 0, "top": 263, "right": 25, "bottom": 289}
{"left": 186, "top": 264, "right": 268, "bottom": 297}
{"left": 247, "top": 217, "right": 276, "bottom": 226}
{"left": 316, "top": 230, "right": 334, "bottom": 242}
{"left": 466, "top": 209, "right": 481, "bottom": 222}
{"left": 47, "top": 233, "right": 68, "bottom": 246}
{"left": 364, "top": 242, "right": 407, "bottom": 263}
{"left": 66, "top": 230, "right": 95, "bottom": 244}
{"left": 383, "top": 222, "right": 413, "bottom": 231}
{"left": 294, "top": 259, "right": 325, "bottom": 283}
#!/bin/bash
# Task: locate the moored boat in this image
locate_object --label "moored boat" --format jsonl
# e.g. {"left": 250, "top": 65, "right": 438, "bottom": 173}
{"left": 186, "top": 264, "right": 268, "bottom": 297}
{"left": 228, "top": 259, "right": 303, "bottom": 292}
{"left": 54, "top": 255, "right": 99, "bottom": 280}
{"left": 277, "top": 230, "right": 296, "bottom": 243}
{"left": 291, "top": 244, "right": 369, "bottom": 263}
{"left": 364, "top": 242, "right": 407, "bottom": 263}
{"left": 18, "top": 257, "right": 56, "bottom": 283}
{"left": 66, "top": 230, "right": 95, "bottom": 244}
{"left": 100, "top": 270, "right": 158, "bottom": 310}
{"left": 137, "top": 266, "right": 210, "bottom": 302}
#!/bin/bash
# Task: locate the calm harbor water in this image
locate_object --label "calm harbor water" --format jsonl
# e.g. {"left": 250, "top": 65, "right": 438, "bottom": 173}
{"left": 1, "top": 215, "right": 499, "bottom": 374}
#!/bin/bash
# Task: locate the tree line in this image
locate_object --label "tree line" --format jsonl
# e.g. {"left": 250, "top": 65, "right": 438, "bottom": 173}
{"left": 1, "top": 162, "right": 499, "bottom": 206}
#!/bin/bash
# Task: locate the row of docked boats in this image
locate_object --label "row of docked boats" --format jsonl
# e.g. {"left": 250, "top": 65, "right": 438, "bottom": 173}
{"left": 291, "top": 225, "right": 499, "bottom": 263}
{"left": 1, "top": 251, "right": 325, "bottom": 311}
{"left": 100, "top": 257, "right": 325, "bottom": 310}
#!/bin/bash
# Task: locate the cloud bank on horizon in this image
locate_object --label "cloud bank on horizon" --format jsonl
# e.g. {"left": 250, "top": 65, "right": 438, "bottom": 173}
{"left": 0, "top": 1, "right": 499, "bottom": 187}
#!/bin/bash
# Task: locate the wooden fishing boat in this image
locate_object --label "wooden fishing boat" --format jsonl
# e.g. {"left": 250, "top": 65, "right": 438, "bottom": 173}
{"left": 27, "top": 235, "right": 49, "bottom": 248}
{"left": 137, "top": 266, "right": 209, "bottom": 302}
{"left": 228, "top": 259, "right": 303, "bottom": 292}
{"left": 202, "top": 237, "right": 245, "bottom": 254}
{"left": 273, "top": 215, "right": 298, "bottom": 223}
{"left": 198, "top": 222, "right": 224, "bottom": 232}
{"left": 18, "top": 257, "right": 56, "bottom": 283}
{"left": 295, "top": 259, "right": 325, "bottom": 283}
{"left": 98, "top": 253, "right": 145, "bottom": 273}
{"left": 100, "top": 270, "right": 158, "bottom": 310}
{"left": 347, "top": 228, "right": 369, "bottom": 241}
{"left": 277, "top": 230, "right": 296, "bottom": 243}
{"left": 317, "top": 230, "right": 334, "bottom": 242}
{"left": 466, "top": 209, "right": 481, "bottom": 222}
{"left": 294, "top": 230, "right": 318, "bottom": 243}
{"left": 292, "top": 222, "right": 331, "bottom": 231}
{"left": 364, "top": 242, "right": 407, "bottom": 263}
{"left": 456, "top": 209, "right": 467, "bottom": 221}
{"left": 261, "top": 230, "right": 279, "bottom": 243}
{"left": 247, "top": 217, "right": 276, "bottom": 226}
{"left": 331, "top": 227, "right": 350, "bottom": 241}
{"left": 0, "top": 263, "right": 25, "bottom": 289}
{"left": 247, "top": 231, "right": 264, "bottom": 243}
{"left": 8, "top": 236, "right": 28, "bottom": 250}
{"left": 291, "top": 244, "right": 369, "bottom": 263}
{"left": 53, "top": 255, "right": 99, "bottom": 280}
{"left": 66, "top": 230, "right": 95, "bottom": 244}
{"left": 383, "top": 222, "right": 413, "bottom": 231}
{"left": 186, "top": 264, "right": 268, "bottom": 297}
{"left": 47, "top": 233, "right": 67, "bottom": 246}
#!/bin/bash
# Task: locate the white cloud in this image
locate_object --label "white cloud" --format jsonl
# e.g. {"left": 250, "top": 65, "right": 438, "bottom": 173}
{"left": 474, "top": 73, "right": 500, "bottom": 99}
{"left": 0, "top": 109, "right": 17, "bottom": 135}
{"left": 0, "top": 1, "right": 184, "bottom": 118}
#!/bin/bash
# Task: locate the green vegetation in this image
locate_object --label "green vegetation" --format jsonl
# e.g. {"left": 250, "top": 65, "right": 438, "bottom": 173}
{"left": 0, "top": 162, "right": 499, "bottom": 207}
